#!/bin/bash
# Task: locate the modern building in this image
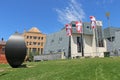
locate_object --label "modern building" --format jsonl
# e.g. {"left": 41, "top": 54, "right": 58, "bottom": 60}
{"left": 44, "top": 21, "right": 107, "bottom": 58}
{"left": 104, "top": 27, "right": 120, "bottom": 56}
{"left": 113, "top": 31, "right": 120, "bottom": 55}
{"left": 0, "top": 38, "right": 7, "bottom": 63}
{"left": 23, "top": 27, "right": 46, "bottom": 57}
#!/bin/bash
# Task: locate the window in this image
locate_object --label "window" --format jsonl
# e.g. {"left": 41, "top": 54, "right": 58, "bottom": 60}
{"left": 87, "top": 26, "right": 89, "bottom": 28}
{"left": 32, "top": 48, "right": 37, "bottom": 52}
{"left": 107, "top": 37, "right": 114, "bottom": 42}
{"left": 29, "top": 42, "right": 32, "bottom": 45}
{"left": 77, "top": 37, "right": 81, "bottom": 53}
{"left": 33, "top": 36, "right": 37, "bottom": 39}
{"left": 72, "top": 24, "right": 76, "bottom": 27}
{"left": 27, "top": 36, "right": 29, "bottom": 39}
{"left": 38, "top": 37, "right": 40, "bottom": 40}
{"left": 41, "top": 42, "right": 43, "bottom": 46}
{"left": 33, "top": 42, "right": 37, "bottom": 45}
{"left": 41, "top": 37, "right": 43, "bottom": 40}
{"left": 38, "top": 42, "right": 40, "bottom": 45}
{"left": 30, "top": 36, "right": 32, "bottom": 39}
{"left": 98, "top": 40, "right": 104, "bottom": 47}
{"left": 41, "top": 48, "right": 43, "bottom": 54}
{"left": 86, "top": 26, "right": 91, "bottom": 30}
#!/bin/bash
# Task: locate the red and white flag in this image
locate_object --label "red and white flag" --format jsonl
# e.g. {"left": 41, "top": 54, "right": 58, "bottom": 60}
{"left": 76, "top": 21, "right": 82, "bottom": 33}
{"left": 90, "top": 16, "right": 96, "bottom": 29}
{"left": 65, "top": 24, "right": 72, "bottom": 36}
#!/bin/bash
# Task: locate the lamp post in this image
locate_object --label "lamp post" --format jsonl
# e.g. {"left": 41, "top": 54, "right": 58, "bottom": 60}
{"left": 106, "top": 12, "right": 111, "bottom": 40}
{"left": 106, "top": 12, "right": 110, "bottom": 28}
{"left": 106, "top": 12, "right": 113, "bottom": 53}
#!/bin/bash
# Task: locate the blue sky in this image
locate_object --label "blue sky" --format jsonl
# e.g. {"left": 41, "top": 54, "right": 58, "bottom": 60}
{"left": 0, "top": 0, "right": 119, "bottom": 40}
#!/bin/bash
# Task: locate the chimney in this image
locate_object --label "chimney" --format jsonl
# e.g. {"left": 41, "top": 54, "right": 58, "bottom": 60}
{"left": 1, "top": 38, "right": 4, "bottom": 41}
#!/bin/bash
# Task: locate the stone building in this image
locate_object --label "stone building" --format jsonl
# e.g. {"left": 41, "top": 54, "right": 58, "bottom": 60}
{"left": 23, "top": 27, "right": 46, "bottom": 57}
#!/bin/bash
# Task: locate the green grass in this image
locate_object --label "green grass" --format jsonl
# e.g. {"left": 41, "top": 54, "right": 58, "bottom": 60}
{"left": 0, "top": 57, "right": 120, "bottom": 80}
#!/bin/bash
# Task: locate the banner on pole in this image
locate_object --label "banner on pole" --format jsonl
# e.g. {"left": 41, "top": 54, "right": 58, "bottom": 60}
{"left": 65, "top": 24, "right": 72, "bottom": 36}
{"left": 76, "top": 21, "right": 82, "bottom": 33}
{"left": 90, "top": 16, "right": 96, "bottom": 29}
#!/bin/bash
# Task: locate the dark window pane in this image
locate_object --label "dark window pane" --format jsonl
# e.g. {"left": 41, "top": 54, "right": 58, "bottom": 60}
{"left": 77, "top": 37, "right": 81, "bottom": 53}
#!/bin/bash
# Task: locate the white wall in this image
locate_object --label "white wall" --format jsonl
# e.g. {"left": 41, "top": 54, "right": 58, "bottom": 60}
{"left": 84, "top": 35, "right": 93, "bottom": 56}
{"left": 71, "top": 34, "right": 82, "bottom": 58}
{"left": 71, "top": 33, "right": 107, "bottom": 58}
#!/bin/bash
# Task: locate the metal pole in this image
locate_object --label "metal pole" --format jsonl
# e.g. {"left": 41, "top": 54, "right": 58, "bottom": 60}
{"left": 106, "top": 12, "right": 112, "bottom": 53}
{"left": 68, "top": 36, "right": 71, "bottom": 58}
{"left": 81, "top": 33, "right": 84, "bottom": 57}
{"left": 81, "top": 23, "right": 84, "bottom": 57}
{"left": 95, "top": 26, "right": 98, "bottom": 56}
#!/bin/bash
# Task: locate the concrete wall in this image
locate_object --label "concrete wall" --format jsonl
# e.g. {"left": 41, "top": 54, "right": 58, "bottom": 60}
{"left": 71, "top": 34, "right": 106, "bottom": 58}
{"left": 71, "top": 34, "right": 82, "bottom": 57}
{"left": 34, "top": 52, "right": 65, "bottom": 61}
{"left": 84, "top": 35, "right": 93, "bottom": 56}
{"left": 71, "top": 34, "right": 93, "bottom": 57}
{"left": 97, "top": 39, "right": 107, "bottom": 57}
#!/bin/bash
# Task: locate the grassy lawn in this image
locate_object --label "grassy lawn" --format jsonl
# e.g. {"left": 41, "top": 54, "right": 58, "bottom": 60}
{"left": 0, "top": 57, "right": 120, "bottom": 80}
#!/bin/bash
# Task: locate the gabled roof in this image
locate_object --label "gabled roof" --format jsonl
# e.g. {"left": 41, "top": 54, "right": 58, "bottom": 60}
{"left": 0, "top": 41, "right": 6, "bottom": 45}
{"left": 29, "top": 27, "right": 41, "bottom": 33}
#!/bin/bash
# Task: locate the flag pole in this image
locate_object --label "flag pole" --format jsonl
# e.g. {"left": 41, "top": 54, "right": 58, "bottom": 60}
{"left": 68, "top": 36, "right": 71, "bottom": 58}
{"left": 81, "top": 22, "right": 84, "bottom": 57}
{"left": 65, "top": 24, "right": 72, "bottom": 58}
{"left": 76, "top": 21, "right": 84, "bottom": 57}
{"left": 95, "top": 23, "right": 98, "bottom": 56}
{"left": 106, "top": 12, "right": 112, "bottom": 53}
{"left": 90, "top": 16, "right": 98, "bottom": 57}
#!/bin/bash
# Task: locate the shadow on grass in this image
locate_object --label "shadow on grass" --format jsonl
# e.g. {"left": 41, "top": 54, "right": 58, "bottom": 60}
{"left": 0, "top": 73, "right": 8, "bottom": 77}
{"left": 18, "top": 64, "right": 28, "bottom": 68}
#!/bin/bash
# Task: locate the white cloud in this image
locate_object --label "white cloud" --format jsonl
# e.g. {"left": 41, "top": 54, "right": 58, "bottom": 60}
{"left": 56, "top": 0, "right": 85, "bottom": 24}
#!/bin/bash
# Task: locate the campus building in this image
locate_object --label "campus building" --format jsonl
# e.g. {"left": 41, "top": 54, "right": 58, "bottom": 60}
{"left": 104, "top": 27, "right": 120, "bottom": 56}
{"left": 44, "top": 21, "right": 107, "bottom": 58}
{"left": 0, "top": 38, "right": 7, "bottom": 63}
{"left": 23, "top": 27, "right": 46, "bottom": 57}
